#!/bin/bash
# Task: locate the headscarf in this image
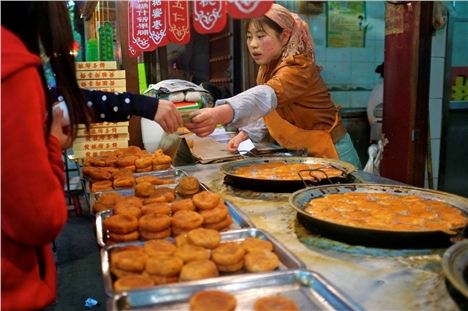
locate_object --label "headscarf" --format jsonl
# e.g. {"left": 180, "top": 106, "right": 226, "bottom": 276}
{"left": 265, "top": 4, "right": 314, "bottom": 60}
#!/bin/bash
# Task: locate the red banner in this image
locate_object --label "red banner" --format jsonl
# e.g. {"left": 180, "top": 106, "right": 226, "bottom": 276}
{"left": 227, "top": 0, "right": 273, "bottom": 19}
{"left": 148, "top": 0, "right": 168, "bottom": 48}
{"left": 193, "top": 0, "right": 227, "bottom": 34}
{"left": 128, "top": 0, "right": 155, "bottom": 53}
{"left": 167, "top": 0, "right": 191, "bottom": 44}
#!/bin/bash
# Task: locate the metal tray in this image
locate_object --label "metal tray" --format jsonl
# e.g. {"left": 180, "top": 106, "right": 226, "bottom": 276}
{"left": 101, "top": 228, "right": 306, "bottom": 297}
{"left": 290, "top": 184, "right": 468, "bottom": 248}
{"left": 221, "top": 157, "right": 357, "bottom": 192}
{"left": 108, "top": 269, "right": 364, "bottom": 311}
{"left": 96, "top": 199, "right": 254, "bottom": 247}
{"left": 443, "top": 240, "right": 468, "bottom": 297}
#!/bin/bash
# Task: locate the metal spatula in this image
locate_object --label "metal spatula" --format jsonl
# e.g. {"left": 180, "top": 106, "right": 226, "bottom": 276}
{"left": 158, "top": 133, "right": 182, "bottom": 159}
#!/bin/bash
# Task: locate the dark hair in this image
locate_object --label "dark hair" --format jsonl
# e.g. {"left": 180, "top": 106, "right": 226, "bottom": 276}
{"left": 247, "top": 16, "right": 284, "bottom": 37}
{"left": 375, "top": 62, "right": 384, "bottom": 78}
{"left": 2, "top": 1, "right": 91, "bottom": 139}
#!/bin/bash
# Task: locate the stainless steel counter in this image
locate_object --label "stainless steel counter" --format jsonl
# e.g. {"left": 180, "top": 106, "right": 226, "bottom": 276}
{"left": 179, "top": 163, "right": 459, "bottom": 311}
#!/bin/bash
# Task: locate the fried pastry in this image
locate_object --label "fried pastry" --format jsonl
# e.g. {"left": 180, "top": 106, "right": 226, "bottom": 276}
{"left": 113, "top": 205, "right": 142, "bottom": 219}
{"left": 91, "top": 180, "right": 113, "bottom": 192}
{"left": 211, "top": 242, "right": 245, "bottom": 266}
{"left": 174, "top": 244, "right": 210, "bottom": 263}
{"left": 112, "top": 249, "right": 148, "bottom": 272}
{"left": 187, "top": 228, "right": 221, "bottom": 249}
{"left": 241, "top": 237, "right": 274, "bottom": 253}
{"left": 199, "top": 203, "right": 228, "bottom": 224}
{"left": 217, "top": 258, "right": 244, "bottom": 273}
{"left": 108, "top": 230, "right": 140, "bottom": 243}
{"left": 145, "top": 255, "right": 184, "bottom": 277}
{"left": 113, "top": 176, "right": 135, "bottom": 189}
{"left": 176, "top": 176, "right": 200, "bottom": 196}
{"left": 140, "top": 228, "right": 171, "bottom": 240}
{"left": 189, "top": 290, "right": 237, "bottom": 311}
{"left": 244, "top": 250, "right": 279, "bottom": 273}
{"left": 144, "top": 239, "right": 177, "bottom": 257}
{"left": 172, "top": 210, "right": 204, "bottom": 230}
{"left": 98, "top": 192, "right": 122, "bottom": 206}
{"left": 171, "top": 199, "right": 196, "bottom": 212}
{"left": 113, "top": 275, "right": 153, "bottom": 292}
{"left": 135, "top": 175, "right": 166, "bottom": 185}
{"left": 179, "top": 259, "right": 218, "bottom": 282}
{"left": 254, "top": 295, "right": 299, "bottom": 311}
{"left": 114, "top": 196, "right": 143, "bottom": 209}
{"left": 103, "top": 214, "right": 139, "bottom": 234}
{"left": 139, "top": 214, "right": 171, "bottom": 232}
{"left": 141, "top": 202, "right": 171, "bottom": 216}
{"left": 203, "top": 215, "right": 233, "bottom": 231}
{"left": 192, "top": 191, "right": 220, "bottom": 210}
{"left": 135, "top": 182, "right": 156, "bottom": 198}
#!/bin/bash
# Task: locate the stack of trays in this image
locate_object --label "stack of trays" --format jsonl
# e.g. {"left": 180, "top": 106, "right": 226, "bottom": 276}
{"left": 97, "top": 171, "right": 363, "bottom": 310}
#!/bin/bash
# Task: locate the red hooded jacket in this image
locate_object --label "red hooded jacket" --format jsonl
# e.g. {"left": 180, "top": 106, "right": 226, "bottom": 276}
{"left": 1, "top": 26, "right": 67, "bottom": 310}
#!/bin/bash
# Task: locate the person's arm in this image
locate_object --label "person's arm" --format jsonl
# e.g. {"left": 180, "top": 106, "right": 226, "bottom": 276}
{"left": 2, "top": 68, "right": 67, "bottom": 246}
{"left": 227, "top": 119, "right": 268, "bottom": 152}
{"left": 186, "top": 85, "right": 277, "bottom": 137}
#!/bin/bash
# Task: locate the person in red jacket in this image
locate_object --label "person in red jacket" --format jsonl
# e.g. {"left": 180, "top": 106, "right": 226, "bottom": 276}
{"left": 0, "top": 2, "right": 179, "bottom": 310}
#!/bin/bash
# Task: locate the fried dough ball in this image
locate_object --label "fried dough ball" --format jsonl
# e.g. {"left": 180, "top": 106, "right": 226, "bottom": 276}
{"left": 139, "top": 214, "right": 171, "bottom": 232}
{"left": 199, "top": 203, "right": 229, "bottom": 224}
{"left": 140, "top": 228, "right": 172, "bottom": 240}
{"left": 135, "top": 182, "right": 156, "bottom": 198}
{"left": 192, "top": 191, "right": 221, "bottom": 210}
{"left": 189, "top": 290, "right": 237, "bottom": 311}
{"left": 145, "top": 255, "right": 184, "bottom": 277}
{"left": 91, "top": 180, "right": 113, "bottom": 192}
{"left": 244, "top": 250, "right": 279, "bottom": 273}
{"left": 211, "top": 242, "right": 245, "bottom": 266}
{"left": 114, "top": 275, "right": 154, "bottom": 292}
{"left": 112, "top": 249, "right": 148, "bottom": 272}
{"left": 172, "top": 210, "right": 204, "bottom": 230}
{"left": 113, "top": 176, "right": 135, "bottom": 189}
{"left": 217, "top": 258, "right": 244, "bottom": 273}
{"left": 135, "top": 156, "right": 153, "bottom": 169}
{"left": 103, "top": 214, "right": 139, "bottom": 234}
{"left": 187, "top": 228, "right": 221, "bottom": 249}
{"left": 171, "top": 199, "right": 196, "bottom": 212}
{"left": 116, "top": 155, "right": 138, "bottom": 167}
{"left": 141, "top": 202, "right": 171, "bottom": 216}
{"left": 144, "top": 239, "right": 177, "bottom": 257}
{"left": 98, "top": 192, "right": 122, "bottom": 206}
{"left": 135, "top": 175, "right": 166, "bottom": 185}
{"left": 176, "top": 176, "right": 200, "bottom": 196}
{"left": 108, "top": 230, "right": 140, "bottom": 243}
{"left": 143, "top": 273, "right": 178, "bottom": 285}
{"left": 179, "top": 260, "right": 219, "bottom": 282}
{"left": 175, "top": 244, "right": 210, "bottom": 263}
{"left": 113, "top": 204, "right": 142, "bottom": 219}
{"left": 203, "top": 215, "right": 233, "bottom": 231}
{"left": 241, "top": 237, "right": 274, "bottom": 253}
{"left": 254, "top": 296, "right": 299, "bottom": 311}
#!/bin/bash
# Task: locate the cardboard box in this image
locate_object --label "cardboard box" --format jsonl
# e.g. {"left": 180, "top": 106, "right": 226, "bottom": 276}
{"left": 77, "top": 126, "right": 129, "bottom": 137}
{"left": 77, "top": 70, "right": 126, "bottom": 80}
{"left": 75, "top": 61, "right": 117, "bottom": 71}
{"left": 72, "top": 139, "right": 128, "bottom": 151}
{"left": 77, "top": 122, "right": 129, "bottom": 129}
{"left": 73, "top": 133, "right": 129, "bottom": 143}
{"left": 78, "top": 79, "right": 126, "bottom": 89}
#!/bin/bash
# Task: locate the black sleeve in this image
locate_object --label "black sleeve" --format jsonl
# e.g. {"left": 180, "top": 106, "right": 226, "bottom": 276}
{"left": 50, "top": 87, "right": 158, "bottom": 122}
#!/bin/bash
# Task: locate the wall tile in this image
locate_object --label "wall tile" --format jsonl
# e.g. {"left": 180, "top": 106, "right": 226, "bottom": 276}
{"left": 351, "top": 47, "right": 376, "bottom": 63}
{"left": 431, "top": 27, "right": 447, "bottom": 58}
{"left": 326, "top": 48, "right": 352, "bottom": 62}
{"left": 430, "top": 138, "right": 440, "bottom": 179}
{"left": 330, "top": 91, "right": 352, "bottom": 108}
{"left": 323, "top": 62, "right": 352, "bottom": 84}
{"left": 351, "top": 91, "right": 372, "bottom": 108}
{"left": 351, "top": 62, "right": 378, "bottom": 85}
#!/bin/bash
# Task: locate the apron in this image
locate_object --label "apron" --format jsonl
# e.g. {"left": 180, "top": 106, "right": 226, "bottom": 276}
{"left": 264, "top": 109, "right": 339, "bottom": 159}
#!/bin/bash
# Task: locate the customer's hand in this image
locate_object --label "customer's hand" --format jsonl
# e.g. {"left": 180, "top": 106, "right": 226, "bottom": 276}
{"left": 227, "top": 131, "right": 249, "bottom": 152}
{"left": 185, "top": 105, "right": 234, "bottom": 137}
{"left": 154, "top": 99, "right": 183, "bottom": 133}
{"left": 50, "top": 107, "right": 72, "bottom": 150}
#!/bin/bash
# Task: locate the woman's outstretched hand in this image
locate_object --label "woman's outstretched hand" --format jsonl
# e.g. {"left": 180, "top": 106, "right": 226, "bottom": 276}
{"left": 227, "top": 131, "right": 249, "bottom": 152}
{"left": 154, "top": 99, "right": 183, "bottom": 133}
{"left": 185, "top": 105, "right": 234, "bottom": 137}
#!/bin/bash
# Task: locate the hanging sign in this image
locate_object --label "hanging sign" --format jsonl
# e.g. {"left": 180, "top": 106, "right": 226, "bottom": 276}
{"left": 149, "top": 0, "right": 168, "bottom": 47}
{"left": 167, "top": 0, "right": 191, "bottom": 44}
{"left": 128, "top": 0, "right": 155, "bottom": 53}
{"left": 227, "top": 0, "right": 273, "bottom": 19}
{"left": 193, "top": 0, "right": 227, "bottom": 34}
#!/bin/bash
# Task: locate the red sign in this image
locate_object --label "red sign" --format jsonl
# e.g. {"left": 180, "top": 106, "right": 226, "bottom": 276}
{"left": 128, "top": 0, "right": 154, "bottom": 53}
{"left": 193, "top": 0, "right": 227, "bottom": 34}
{"left": 227, "top": 0, "right": 273, "bottom": 19}
{"left": 168, "top": 0, "right": 191, "bottom": 44}
{"left": 149, "top": 0, "right": 168, "bottom": 47}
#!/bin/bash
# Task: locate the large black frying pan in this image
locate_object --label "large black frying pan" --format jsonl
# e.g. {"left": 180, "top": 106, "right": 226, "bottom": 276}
{"left": 289, "top": 184, "right": 468, "bottom": 248}
{"left": 221, "top": 157, "right": 357, "bottom": 192}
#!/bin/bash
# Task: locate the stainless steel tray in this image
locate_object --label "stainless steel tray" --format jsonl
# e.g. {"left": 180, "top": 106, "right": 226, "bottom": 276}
{"left": 96, "top": 199, "right": 254, "bottom": 247}
{"left": 108, "top": 269, "right": 364, "bottom": 311}
{"left": 101, "top": 228, "right": 306, "bottom": 296}
{"left": 443, "top": 240, "right": 468, "bottom": 297}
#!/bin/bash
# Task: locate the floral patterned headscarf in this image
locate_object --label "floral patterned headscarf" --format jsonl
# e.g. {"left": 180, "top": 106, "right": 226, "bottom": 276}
{"left": 265, "top": 4, "right": 314, "bottom": 60}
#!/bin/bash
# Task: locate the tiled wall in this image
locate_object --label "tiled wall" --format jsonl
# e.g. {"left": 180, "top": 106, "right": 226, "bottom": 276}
{"left": 280, "top": 1, "right": 386, "bottom": 109}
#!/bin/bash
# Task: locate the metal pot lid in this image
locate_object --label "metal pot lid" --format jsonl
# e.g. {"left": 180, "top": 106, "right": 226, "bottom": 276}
{"left": 442, "top": 240, "right": 468, "bottom": 297}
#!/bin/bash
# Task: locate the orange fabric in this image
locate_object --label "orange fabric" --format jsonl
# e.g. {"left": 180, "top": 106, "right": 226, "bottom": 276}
{"left": 257, "top": 54, "right": 344, "bottom": 158}
{"left": 264, "top": 109, "right": 339, "bottom": 158}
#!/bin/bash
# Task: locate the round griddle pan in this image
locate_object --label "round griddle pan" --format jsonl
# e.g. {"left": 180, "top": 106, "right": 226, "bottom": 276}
{"left": 289, "top": 184, "right": 468, "bottom": 248}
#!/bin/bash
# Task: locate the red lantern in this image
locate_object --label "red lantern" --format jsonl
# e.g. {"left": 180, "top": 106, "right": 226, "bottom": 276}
{"left": 193, "top": 0, "right": 227, "bottom": 34}
{"left": 168, "top": 0, "right": 191, "bottom": 44}
{"left": 148, "top": 0, "right": 168, "bottom": 47}
{"left": 227, "top": 0, "right": 273, "bottom": 19}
